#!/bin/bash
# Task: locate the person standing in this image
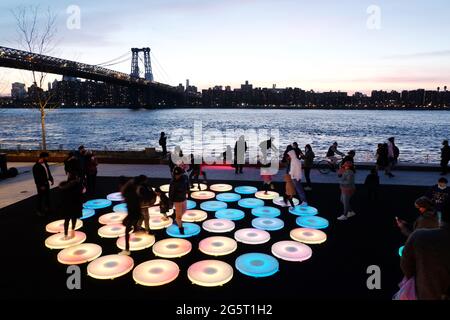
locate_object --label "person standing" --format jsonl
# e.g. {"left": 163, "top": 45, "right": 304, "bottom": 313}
{"left": 292, "top": 142, "right": 304, "bottom": 159}
{"left": 441, "top": 140, "right": 450, "bottom": 176}
{"left": 234, "top": 136, "right": 247, "bottom": 174}
{"left": 58, "top": 174, "right": 83, "bottom": 240}
{"left": 75, "top": 145, "right": 87, "bottom": 188}
{"left": 376, "top": 143, "right": 388, "bottom": 172}
{"left": 396, "top": 196, "right": 439, "bottom": 238}
{"left": 159, "top": 132, "right": 168, "bottom": 156}
{"left": 32, "top": 152, "right": 54, "bottom": 217}
{"left": 85, "top": 150, "right": 98, "bottom": 196}
{"left": 189, "top": 154, "right": 208, "bottom": 189}
{"left": 302, "top": 144, "right": 315, "bottom": 191}
{"left": 426, "top": 177, "right": 450, "bottom": 223}
{"left": 386, "top": 137, "right": 398, "bottom": 178}
{"left": 169, "top": 166, "right": 189, "bottom": 234}
{"left": 364, "top": 168, "right": 380, "bottom": 202}
{"left": 63, "top": 152, "right": 80, "bottom": 179}
{"left": 337, "top": 161, "right": 356, "bottom": 221}
{"left": 288, "top": 150, "right": 307, "bottom": 206}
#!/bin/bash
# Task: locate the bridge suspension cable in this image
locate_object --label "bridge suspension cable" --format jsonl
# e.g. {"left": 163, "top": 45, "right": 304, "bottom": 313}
{"left": 95, "top": 51, "right": 131, "bottom": 66}
{"left": 100, "top": 56, "right": 132, "bottom": 67}
{"left": 151, "top": 51, "right": 172, "bottom": 84}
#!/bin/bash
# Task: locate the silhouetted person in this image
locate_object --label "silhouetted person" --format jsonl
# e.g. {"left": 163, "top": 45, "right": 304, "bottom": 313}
{"left": 33, "top": 152, "right": 54, "bottom": 217}
{"left": 234, "top": 136, "right": 247, "bottom": 174}
{"left": 155, "top": 187, "right": 171, "bottom": 221}
{"left": 85, "top": 150, "right": 98, "bottom": 196}
{"left": 159, "top": 132, "right": 168, "bottom": 156}
{"left": 364, "top": 168, "right": 380, "bottom": 202}
{"left": 169, "top": 166, "right": 189, "bottom": 234}
{"left": 396, "top": 196, "right": 439, "bottom": 238}
{"left": 376, "top": 143, "right": 388, "bottom": 171}
{"left": 135, "top": 175, "right": 157, "bottom": 235}
{"left": 63, "top": 152, "right": 80, "bottom": 179}
{"left": 302, "top": 144, "right": 315, "bottom": 190}
{"left": 59, "top": 174, "right": 83, "bottom": 240}
{"left": 386, "top": 137, "right": 399, "bottom": 177}
{"left": 441, "top": 140, "right": 450, "bottom": 176}
{"left": 75, "top": 145, "right": 87, "bottom": 188}
{"left": 189, "top": 154, "right": 207, "bottom": 189}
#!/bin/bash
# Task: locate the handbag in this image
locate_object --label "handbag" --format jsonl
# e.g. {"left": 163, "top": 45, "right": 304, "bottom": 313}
{"left": 393, "top": 277, "right": 417, "bottom": 300}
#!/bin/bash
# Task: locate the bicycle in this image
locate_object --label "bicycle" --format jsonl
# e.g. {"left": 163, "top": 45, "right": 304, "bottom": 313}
{"left": 317, "top": 157, "right": 343, "bottom": 174}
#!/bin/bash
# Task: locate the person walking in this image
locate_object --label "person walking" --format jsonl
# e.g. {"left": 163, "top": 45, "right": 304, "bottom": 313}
{"left": 441, "top": 140, "right": 450, "bottom": 176}
{"left": 189, "top": 154, "right": 208, "bottom": 189}
{"left": 288, "top": 150, "right": 307, "bottom": 206}
{"left": 234, "top": 136, "right": 247, "bottom": 174}
{"left": 302, "top": 144, "right": 315, "bottom": 191}
{"left": 337, "top": 161, "right": 356, "bottom": 221}
{"left": 169, "top": 166, "right": 189, "bottom": 234}
{"left": 159, "top": 132, "right": 168, "bottom": 156}
{"left": 58, "top": 174, "right": 83, "bottom": 240}
{"left": 32, "top": 152, "right": 54, "bottom": 217}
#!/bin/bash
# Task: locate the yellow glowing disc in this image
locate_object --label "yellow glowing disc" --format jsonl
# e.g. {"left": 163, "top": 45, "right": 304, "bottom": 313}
{"left": 116, "top": 232, "right": 155, "bottom": 251}
{"left": 57, "top": 243, "right": 102, "bottom": 265}
{"left": 290, "top": 228, "right": 327, "bottom": 244}
{"left": 191, "top": 191, "right": 216, "bottom": 200}
{"left": 188, "top": 260, "right": 233, "bottom": 287}
{"left": 142, "top": 215, "right": 173, "bottom": 230}
{"left": 210, "top": 184, "right": 233, "bottom": 192}
{"left": 199, "top": 236, "right": 237, "bottom": 256}
{"left": 160, "top": 184, "right": 170, "bottom": 192}
{"left": 98, "top": 212, "right": 128, "bottom": 225}
{"left": 87, "top": 254, "right": 134, "bottom": 280}
{"left": 190, "top": 184, "right": 208, "bottom": 192}
{"left": 182, "top": 210, "right": 208, "bottom": 222}
{"left": 46, "top": 219, "right": 83, "bottom": 233}
{"left": 45, "top": 231, "right": 87, "bottom": 249}
{"left": 133, "top": 259, "right": 180, "bottom": 286}
{"left": 152, "top": 238, "right": 192, "bottom": 258}
{"left": 98, "top": 224, "right": 126, "bottom": 238}
{"left": 255, "top": 191, "right": 280, "bottom": 200}
{"left": 148, "top": 206, "right": 174, "bottom": 216}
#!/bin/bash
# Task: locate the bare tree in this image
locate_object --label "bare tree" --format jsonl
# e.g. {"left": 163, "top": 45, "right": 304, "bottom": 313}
{"left": 12, "top": 5, "right": 57, "bottom": 150}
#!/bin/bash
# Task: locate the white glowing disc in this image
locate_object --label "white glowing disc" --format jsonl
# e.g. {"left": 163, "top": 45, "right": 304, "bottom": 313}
{"left": 144, "top": 215, "right": 173, "bottom": 230}
{"left": 190, "top": 183, "right": 208, "bottom": 192}
{"left": 234, "top": 228, "right": 270, "bottom": 245}
{"left": 133, "top": 259, "right": 180, "bottom": 286}
{"left": 290, "top": 228, "right": 327, "bottom": 244}
{"left": 46, "top": 219, "right": 83, "bottom": 233}
{"left": 271, "top": 240, "right": 312, "bottom": 262}
{"left": 152, "top": 238, "right": 192, "bottom": 258}
{"left": 210, "top": 184, "right": 233, "bottom": 192}
{"left": 202, "top": 219, "right": 236, "bottom": 233}
{"left": 160, "top": 184, "right": 170, "bottom": 192}
{"left": 191, "top": 191, "right": 216, "bottom": 200}
{"left": 57, "top": 243, "right": 102, "bottom": 265}
{"left": 98, "top": 224, "right": 126, "bottom": 238}
{"left": 188, "top": 260, "right": 233, "bottom": 287}
{"left": 98, "top": 212, "right": 128, "bottom": 225}
{"left": 116, "top": 232, "right": 156, "bottom": 251}
{"left": 182, "top": 210, "right": 208, "bottom": 222}
{"left": 45, "top": 231, "right": 87, "bottom": 249}
{"left": 106, "top": 192, "right": 124, "bottom": 202}
{"left": 199, "top": 236, "right": 238, "bottom": 256}
{"left": 273, "top": 196, "right": 300, "bottom": 207}
{"left": 87, "top": 254, "right": 134, "bottom": 280}
{"left": 148, "top": 206, "right": 174, "bottom": 217}
{"left": 255, "top": 191, "right": 280, "bottom": 200}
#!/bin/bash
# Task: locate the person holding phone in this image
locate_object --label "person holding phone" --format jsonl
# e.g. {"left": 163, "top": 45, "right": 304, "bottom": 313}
{"left": 396, "top": 196, "right": 439, "bottom": 237}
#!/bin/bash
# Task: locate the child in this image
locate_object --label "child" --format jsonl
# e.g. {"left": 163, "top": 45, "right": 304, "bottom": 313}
{"left": 283, "top": 174, "right": 296, "bottom": 208}
{"left": 155, "top": 187, "right": 171, "bottom": 221}
{"left": 364, "top": 168, "right": 380, "bottom": 202}
{"left": 426, "top": 177, "right": 450, "bottom": 222}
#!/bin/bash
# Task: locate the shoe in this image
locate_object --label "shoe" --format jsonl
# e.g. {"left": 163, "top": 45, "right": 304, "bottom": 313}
{"left": 300, "top": 202, "right": 308, "bottom": 207}
{"left": 304, "top": 186, "right": 312, "bottom": 191}
{"left": 347, "top": 211, "right": 356, "bottom": 218}
{"left": 337, "top": 215, "right": 348, "bottom": 221}
{"left": 118, "top": 250, "right": 131, "bottom": 256}
{"left": 179, "top": 227, "right": 185, "bottom": 235}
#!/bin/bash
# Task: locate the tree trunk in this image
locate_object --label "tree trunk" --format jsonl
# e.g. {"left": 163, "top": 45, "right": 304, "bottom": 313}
{"left": 40, "top": 108, "right": 47, "bottom": 151}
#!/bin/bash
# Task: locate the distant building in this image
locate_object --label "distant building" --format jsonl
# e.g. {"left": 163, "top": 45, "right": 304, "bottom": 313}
{"left": 11, "top": 82, "right": 26, "bottom": 100}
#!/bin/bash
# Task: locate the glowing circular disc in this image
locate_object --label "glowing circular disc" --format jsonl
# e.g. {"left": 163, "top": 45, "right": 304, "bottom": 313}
{"left": 152, "top": 238, "right": 192, "bottom": 258}
{"left": 235, "top": 253, "right": 279, "bottom": 278}
{"left": 187, "top": 200, "right": 197, "bottom": 210}
{"left": 116, "top": 232, "right": 155, "bottom": 251}
{"left": 188, "top": 260, "right": 233, "bottom": 287}
{"left": 57, "top": 243, "right": 102, "bottom": 265}
{"left": 191, "top": 191, "right": 216, "bottom": 200}
{"left": 200, "top": 201, "right": 227, "bottom": 211}
{"left": 273, "top": 196, "right": 300, "bottom": 207}
{"left": 113, "top": 203, "right": 127, "bottom": 212}
{"left": 210, "top": 184, "right": 233, "bottom": 192}
{"left": 255, "top": 191, "right": 280, "bottom": 200}
{"left": 235, "top": 186, "right": 258, "bottom": 195}
{"left": 46, "top": 219, "right": 83, "bottom": 233}
{"left": 271, "top": 241, "right": 312, "bottom": 262}
{"left": 166, "top": 223, "right": 201, "bottom": 238}
{"left": 87, "top": 255, "right": 134, "bottom": 280}
{"left": 148, "top": 206, "right": 174, "bottom": 216}
{"left": 199, "top": 236, "right": 237, "bottom": 256}
{"left": 238, "top": 198, "right": 265, "bottom": 209}
{"left": 83, "top": 199, "right": 112, "bottom": 210}
{"left": 251, "top": 206, "right": 281, "bottom": 218}
{"left": 98, "top": 224, "right": 126, "bottom": 238}
{"left": 133, "top": 259, "right": 180, "bottom": 286}
{"left": 290, "top": 228, "right": 327, "bottom": 244}
{"left": 160, "top": 184, "right": 170, "bottom": 192}
{"left": 202, "top": 219, "right": 236, "bottom": 233}
{"left": 251, "top": 217, "right": 284, "bottom": 231}
{"left": 215, "top": 208, "right": 245, "bottom": 221}
{"left": 45, "top": 231, "right": 86, "bottom": 249}
{"left": 289, "top": 206, "right": 319, "bottom": 216}
{"left": 216, "top": 193, "right": 242, "bottom": 202}
{"left": 234, "top": 228, "right": 270, "bottom": 244}
{"left": 296, "top": 216, "right": 329, "bottom": 229}
{"left": 107, "top": 192, "right": 124, "bottom": 202}
{"left": 98, "top": 212, "right": 127, "bottom": 225}
{"left": 399, "top": 246, "right": 405, "bottom": 257}
{"left": 143, "top": 215, "right": 173, "bottom": 230}
{"left": 81, "top": 208, "right": 95, "bottom": 220}
{"left": 182, "top": 210, "right": 208, "bottom": 222}
{"left": 190, "top": 184, "right": 208, "bottom": 192}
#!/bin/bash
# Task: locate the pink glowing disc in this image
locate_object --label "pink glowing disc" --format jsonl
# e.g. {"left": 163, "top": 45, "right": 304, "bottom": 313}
{"left": 202, "top": 219, "right": 236, "bottom": 233}
{"left": 116, "top": 232, "right": 155, "bottom": 251}
{"left": 133, "top": 259, "right": 180, "bottom": 286}
{"left": 57, "top": 243, "right": 102, "bottom": 265}
{"left": 98, "top": 224, "right": 126, "bottom": 238}
{"left": 144, "top": 215, "right": 173, "bottom": 230}
{"left": 87, "top": 254, "right": 134, "bottom": 280}
{"left": 148, "top": 206, "right": 174, "bottom": 216}
{"left": 46, "top": 219, "right": 83, "bottom": 233}
{"left": 255, "top": 191, "right": 280, "bottom": 200}
{"left": 98, "top": 212, "right": 127, "bottom": 225}
{"left": 234, "top": 228, "right": 270, "bottom": 245}
{"left": 45, "top": 231, "right": 87, "bottom": 249}
{"left": 271, "top": 240, "right": 312, "bottom": 262}
{"left": 290, "top": 228, "right": 327, "bottom": 244}
{"left": 210, "top": 184, "right": 233, "bottom": 192}
{"left": 187, "top": 260, "right": 233, "bottom": 287}
{"left": 199, "top": 236, "right": 237, "bottom": 256}
{"left": 191, "top": 191, "right": 216, "bottom": 200}
{"left": 182, "top": 210, "right": 208, "bottom": 222}
{"left": 152, "top": 238, "right": 192, "bottom": 258}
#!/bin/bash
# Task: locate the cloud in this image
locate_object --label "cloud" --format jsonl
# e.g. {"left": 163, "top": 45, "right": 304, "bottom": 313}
{"left": 383, "top": 50, "right": 450, "bottom": 59}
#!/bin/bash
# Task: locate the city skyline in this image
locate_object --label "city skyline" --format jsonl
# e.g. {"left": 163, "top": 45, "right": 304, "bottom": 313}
{"left": 1, "top": 0, "right": 450, "bottom": 96}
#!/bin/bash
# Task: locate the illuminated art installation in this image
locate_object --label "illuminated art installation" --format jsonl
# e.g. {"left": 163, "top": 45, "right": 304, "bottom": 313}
{"left": 187, "top": 260, "right": 233, "bottom": 287}
{"left": 202, "top": 219, "right": 236, "bottom": 233}
{"left": 255, "top": 191, "right": 280, "bottom": 200}
{"left": 190, "top": 184, "right": 208, "bottom": 192}
{"left": 210, "top": 184, "right": 233, "bottom": 192}
{"left": 215, "top": 208, "right": 245, "bottom": 221}
{"left": 98, "top": 212, "right": 127, "bottom": 225}
{"left": 106, "top": 192, "right": 124, "bottom": 202}
{"left": 191, "top": 191, "right": 216, "bottom": 200}
{"left": 289, "top": 206, "right": 319, "bottom": 216}
{"left": 251, "top": 206, "right": 281, "bottom": 218}
{"left": 200, "top": 201, "right": 227, "bottom": 212}
{"left": 182, "top": 210, "right": 208, "bottom": 222}
{"left": 234, "top": 186, "right": 258, "bottom": 195}
{"left": 45, "top": 231, "right": 86, "bottom": 249}
{"left": 57, "top": 243, "right": 102, "bottom": 265}
{"left": 133, "top": 259, "right": 180, "bottom": 286}
{"left": 234, "top": 228, "right": 270, "bottom": 245}
{"left": 238, "top": 198, "right": 265, "bottom": 209}
{"left": 83, "top": 199, "right": 112, "bottom": 210}
{"left": 113, "top": 203, "right": 127, "bottom": 213}
{"left": 148, "top": 206, "right": 174, "bottom": 216}
{"left": 235, "top": 253, "right": 279, "bottom": 278}
{"left": 98, "top": 224, "right": 126, "bottom": 238}
{"left": 296, "top": 216, "right": 329, "bottom": 229}
{"left": 251, "top": 217, "right": 284, "bottom": 231}
{"left": 216, "top": 193, "right": 242, "bottom": 202}
{"left": 87, "top": 255, "right": 134, "bottom": 280}
{"left": 116, "top": 232, "right": 155, "bottom": 251}
{"left": 81, "top": 208, "right": 95, "bottom": 220}
{"left": 273, "top": 197, "right": 299, "bottom": 207}
{"left": 290, "top": 228, "right": 327, "bottom": 244}
{"left": 46, "top": 219, "right": 83, "bottom": 233}
{"left": 271, "top": 241, "right": 312, "bottom": 262}
{"left": 199, "top": 236, "right": 237, "bottom": 256}
{"left": 145, "top": 215, "right": 173, "bottom": 230}
{"left": 152, "top": 238, "right": 192, "bottom": 258}
{"left": 166, "top": 223, "right": 201, "bottom": 238}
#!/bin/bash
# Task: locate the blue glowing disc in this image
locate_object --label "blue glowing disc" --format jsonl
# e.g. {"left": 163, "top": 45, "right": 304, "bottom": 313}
{"left": 215, "top": 209, "right": 245, "bottom": 221}
{"left": 234, "top": 186, "right": 258, "bottom": 195}
{"left": 113, "top": 203, "right": 128, "bottom": 213}
{"left": 166, "top": 223, "right": 201, "bottom": 238}
{"left": 187, "top": 200, "right": 196, "bottom": 210}
{"left": 235, "top": 253, "right": 279, "bottom": 278}
{"left": 398, "top": 246, "right": 404, "bottom": 257}
{"left": 81, "top": 208, "right": 95, "bottom": 220}
{"left": 251, "top": 217, "right": 284, "bottom": 231}
{"left": 238, "top": 198, "right": 265, "bottom": 209}
{"left": 200, "top": 201, "right": 228, "bottom": 212}
{"left": 296, "top": 216, "right": 329, "bottom": 229}
{"left": 289, "top": 206, "right": 319, "bottom": 216}
{"left": 216, "top": 193, "right": 242, "bottom": 203}
{"left": 251, "top": 206, "right": 281, "bottom": 218}
{"left": 83, "top": 199, "right": 112, "bottom": 210}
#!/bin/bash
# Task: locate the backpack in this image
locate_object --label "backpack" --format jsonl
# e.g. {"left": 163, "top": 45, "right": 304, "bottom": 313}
{"left": 394, "top": 146, "right": 400, "bottom": 160}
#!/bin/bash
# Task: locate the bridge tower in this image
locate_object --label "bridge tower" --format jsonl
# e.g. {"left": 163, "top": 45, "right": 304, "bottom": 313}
{"left": 130, "top": 47, "right": 154, "bottom": 81}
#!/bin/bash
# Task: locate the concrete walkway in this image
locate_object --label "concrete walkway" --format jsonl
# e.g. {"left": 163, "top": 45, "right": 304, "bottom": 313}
{"left": 0, "top": 162, "right": 445, "bottom": 209}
